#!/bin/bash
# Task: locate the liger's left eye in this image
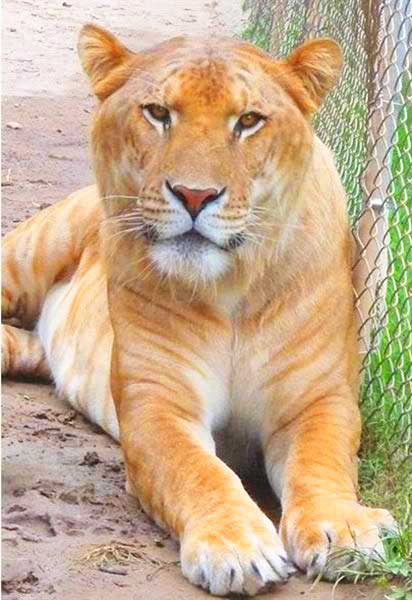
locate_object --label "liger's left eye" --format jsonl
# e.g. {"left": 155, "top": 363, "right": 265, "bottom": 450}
{"left": 235, "top": 112, "right": 264, "bottom": 132}
{"left": 143, "top": 103, "right": 171, "bottom": 126}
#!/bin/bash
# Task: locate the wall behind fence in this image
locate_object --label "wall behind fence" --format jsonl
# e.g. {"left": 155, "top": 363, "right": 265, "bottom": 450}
{"left": 243, "top": 0, "right": 411, "bottom": 518}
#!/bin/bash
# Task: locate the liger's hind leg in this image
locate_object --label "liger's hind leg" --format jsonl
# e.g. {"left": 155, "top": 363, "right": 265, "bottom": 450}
{"left": 2, "top": 324, "right": 50, "bottom": 380}
{"left": 2, "top": 186, "right": 101, "bottom": 328}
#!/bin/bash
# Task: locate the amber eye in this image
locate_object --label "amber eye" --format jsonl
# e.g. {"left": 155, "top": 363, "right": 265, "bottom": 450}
{"left": 143, "top": 103, "right": 171, "bottom": 126}
{"left": 235, "top": 112, "right": 264, "bottom": 135}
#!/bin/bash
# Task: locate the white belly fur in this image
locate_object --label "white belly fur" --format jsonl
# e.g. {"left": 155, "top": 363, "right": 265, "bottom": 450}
{"left": 37, "top": 280, "right": 119, "bottom": 440}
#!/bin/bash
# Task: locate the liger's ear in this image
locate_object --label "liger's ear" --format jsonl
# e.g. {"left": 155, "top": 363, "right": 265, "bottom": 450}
{"left": 284, "top": 38, "right": 343, "bottom": 114}
{"left": 78, "top": 24, "right": 136, "bottom": 100}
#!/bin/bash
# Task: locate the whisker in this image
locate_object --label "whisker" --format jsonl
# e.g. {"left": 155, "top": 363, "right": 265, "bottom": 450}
{"left": 115, "top": 252, "right": 150, "bottom": 287}
{"left": 106, "top": 225, "right": 145, "bottom": 242}
{"left": 104, "top": 211, "right": 143, "bottom": 219}
{"left": 104, "top": 215, "right": 145, "bottom": 225}
{"left": 121, "top": 262, "right": 153, "bottom": 290}
{"left": 99, "top": 194, "right": 144, "bottom": 202}
{"left": 246, "top": 214, "right": 304, "bottom": 232}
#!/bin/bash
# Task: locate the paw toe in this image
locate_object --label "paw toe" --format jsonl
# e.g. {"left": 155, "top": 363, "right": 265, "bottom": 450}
{"left": 181, "top": 527, "right": 292, "bottom": 596}
{"left": 283, "top": 503, "right": 396, "bottom": 581}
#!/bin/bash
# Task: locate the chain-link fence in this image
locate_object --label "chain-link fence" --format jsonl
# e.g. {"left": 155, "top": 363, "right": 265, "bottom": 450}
{"left": 243, "top": 0, "right": 411, "bottom": 519}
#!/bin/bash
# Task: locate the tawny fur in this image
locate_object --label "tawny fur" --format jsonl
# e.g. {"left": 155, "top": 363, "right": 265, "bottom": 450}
{"left": 2, "top": 26, "right": 394, "bottom": 596}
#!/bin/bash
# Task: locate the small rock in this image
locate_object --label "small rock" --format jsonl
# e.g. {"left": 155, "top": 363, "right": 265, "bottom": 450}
{"left": 6, "top": 505, "right": 26, "bottom": 514}
{"left": 21, "top": 533, "right": 42, "bottom": 543}
{"left": 58, "top": 433, "right": 76, "bottom": 442}
{"left": 48, "top": 153, "right": 72, "bottom": 161}
{"left": 12, "top": 488, "right": 26, "bottom": 498}
{"left": 3, "top": 535, "right": 18, "bottom": 547}
{"left": 90, "top": 424, "right": 104, "bottom": 435}
{"left": 80, "top": 451, "right": 100, "bottom": 466}
{"left": 23, "top": 572, "right": 39, "bottom": 586}
{"left": 62, "top": 1, "right": 72, "bottom": 5}
{"left": 1, "top": 580, "right": 14, "bottom": 594}
{"left": 93, "top": 525, "right": 115, "bottom": 535}
{"left": 57, "top": 410, "right": 77, "bottom": 424}
{"left": 81, "top": 483, "right": 102, "bottom": 505}
{"left": 33, "top": 411, "right": 50, "bottom": 420}
{"left": 99, "top": 564, "right": 128, "bottom": 576}
{"left": 34, "top": 482, "right": 57, "bottom": 499}
{"left": 6, "top": 121, "right": 22, "bottom": 130}
{"left": 59, "top": 490, "right": 79, "bottom": 505}
{"left": 28, "top": 178, "right": 49, "bottom": 185}
{"left": 66, "top": 529, "right": 85, "bottom": 537}
{"left": 2, "top": 571, "right": 39, "bottom": 595}
{"left": 108, "top": 462, "right": 121, "bottom": 473}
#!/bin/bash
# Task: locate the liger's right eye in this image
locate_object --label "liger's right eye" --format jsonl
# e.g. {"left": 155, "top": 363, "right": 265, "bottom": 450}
{"left": 143, "top": 103, "right": 171, "bottom": 127}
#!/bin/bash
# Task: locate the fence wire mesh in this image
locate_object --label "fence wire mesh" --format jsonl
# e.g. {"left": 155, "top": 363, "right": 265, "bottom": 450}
{"left": 243, "top": 0, "right": 411, "bottom": 507}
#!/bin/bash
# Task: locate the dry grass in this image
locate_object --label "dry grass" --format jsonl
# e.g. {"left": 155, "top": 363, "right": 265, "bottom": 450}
{"left": 80, "top": 540, "right": 179, "bottom": 581}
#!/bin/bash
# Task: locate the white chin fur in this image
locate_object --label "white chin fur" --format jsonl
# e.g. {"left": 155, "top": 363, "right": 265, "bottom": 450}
{"left": 149, "top": 237, "right": 231, "bottom": 283}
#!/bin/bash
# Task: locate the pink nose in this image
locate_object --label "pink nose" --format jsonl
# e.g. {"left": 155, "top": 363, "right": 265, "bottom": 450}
{"left": 172, "top": 184, "right": 218, "bottom": 216}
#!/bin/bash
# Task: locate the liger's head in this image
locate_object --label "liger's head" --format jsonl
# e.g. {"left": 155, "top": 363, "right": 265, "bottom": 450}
{"left": 78, "top": 25, "right": 342, "bottom": 286}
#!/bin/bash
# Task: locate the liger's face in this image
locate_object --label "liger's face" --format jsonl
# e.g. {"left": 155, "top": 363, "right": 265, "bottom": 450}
{"left": 84, "top": 33, "right": 340, "bottom": 283}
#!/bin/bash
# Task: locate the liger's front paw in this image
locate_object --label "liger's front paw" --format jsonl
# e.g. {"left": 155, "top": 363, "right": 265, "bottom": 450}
{"left": 281, "top": 500, "right": 395, "bottom": 580}
{"left": 181, "top": 507, "right": 295, "bottom": 596}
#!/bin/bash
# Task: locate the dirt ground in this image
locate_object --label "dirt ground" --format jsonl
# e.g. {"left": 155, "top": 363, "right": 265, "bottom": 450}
{"left": 2, "top": 1, "right": 386, "bottom": 599}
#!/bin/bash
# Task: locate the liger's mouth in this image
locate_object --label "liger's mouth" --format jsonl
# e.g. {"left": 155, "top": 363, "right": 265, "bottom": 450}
{"left": 145, "top": 227, "right": 218, "bottom": 248}
{"left": 149, "top": 228, "right": 245, "bottom": 251}
{"left": 167, "top": 229, "right": 220, "bottom": 250}
{"left": 175, "top": 230, "right": 213, "bottom": 245}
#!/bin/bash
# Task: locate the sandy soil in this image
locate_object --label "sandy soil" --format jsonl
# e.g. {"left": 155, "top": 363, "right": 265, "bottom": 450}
{"left": 2, "top": 1, "right": 385, "bottom": 598}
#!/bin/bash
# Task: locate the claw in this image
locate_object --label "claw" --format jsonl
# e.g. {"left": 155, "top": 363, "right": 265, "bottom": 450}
{"left": 325, "top": 531, "right": 332, "bottom": 547}
{"left": 264, "top": 557, "right": 283, "bottom": 579}
{"left": 310, "top": 553, "right": 320, "bottom": 568}
{"left": 251, "top": 561, "right": 263, "bottom": 580}
{"left": 282, "top": 556, "right": 297, "bottom": 575}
